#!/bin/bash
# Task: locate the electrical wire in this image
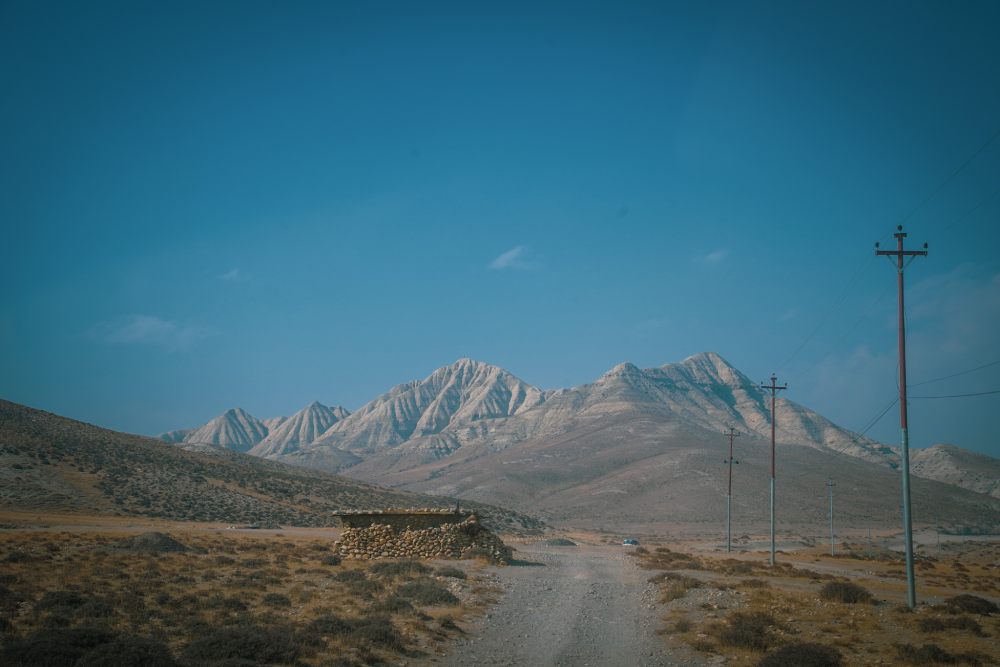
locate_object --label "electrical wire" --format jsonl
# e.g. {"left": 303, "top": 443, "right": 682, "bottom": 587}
{"left": 899, "top": 127, "right": 1000, "bottom": 228}
{"left": 909, "top": 390, "right": 1000, "bottom": 398}
{"left": 804, "top": 396, "right": 900, "bottom": 474}
{"left": 908, "top": 359, "right": 1000, "bottom": 387}
{"left": 774, "top": 247, "right": 877, "bottom": 373}
{"left": 925, "top": 185, "right": 1000, "bottom": 242}
{"left": 772, "top": 128, "right": 1000, "bottom": 377}
{"left": 791, "top": 277, "right": 896, "bottom": 381}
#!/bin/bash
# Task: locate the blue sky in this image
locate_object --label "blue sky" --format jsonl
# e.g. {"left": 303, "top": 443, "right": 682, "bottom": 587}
{"left": 2, "top": 1, "right": 998, "bottom": 457}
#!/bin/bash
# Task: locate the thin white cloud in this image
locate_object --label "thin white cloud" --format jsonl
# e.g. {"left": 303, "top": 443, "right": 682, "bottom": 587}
{"left": 778, "top": 308, "right": 797, "bottom": 322}
{"left": 88, "top": 315, "right": 215, "bottom": 351}
{"left": 703, "top": 249, "right": 728, "bottom": 264}
{"left": 490, "top": 246, "right": 527, "bottom": 270}
{"left": 221, "top": 268, "right": 249, "bottom": 282}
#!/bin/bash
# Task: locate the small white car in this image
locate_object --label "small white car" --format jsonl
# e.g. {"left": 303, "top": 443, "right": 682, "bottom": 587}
{"left": 622, "top": 539, "right": 640, "bottom": 546}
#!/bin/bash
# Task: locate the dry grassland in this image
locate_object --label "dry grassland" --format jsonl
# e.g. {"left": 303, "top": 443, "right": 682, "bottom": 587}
{"left": 0, "top": 528, "right": 499, "bottom": 666}
{"left": 636, "top": 546, "right": 1000, "bottom": 667}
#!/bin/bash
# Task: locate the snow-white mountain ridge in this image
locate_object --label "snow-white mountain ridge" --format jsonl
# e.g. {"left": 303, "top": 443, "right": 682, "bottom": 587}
{"left": 157, "top": 353, "right": 995, "bottom": 497}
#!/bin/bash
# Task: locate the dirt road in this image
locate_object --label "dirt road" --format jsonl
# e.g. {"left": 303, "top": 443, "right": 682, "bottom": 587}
{"left": 421, "top": 545, "right": 697, "bottom": 667}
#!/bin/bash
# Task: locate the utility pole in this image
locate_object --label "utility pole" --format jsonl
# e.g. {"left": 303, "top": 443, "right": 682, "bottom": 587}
{"left": 935, "top": 510, "right": 940, "bottom": 562}
{"left": 865, "top": 511, "right": 873, "bottom": 559}
{"left": 760, "top": 375, "right": 787, "bottom": 566}
{"left": 827, "top": 478, "right": 837, "bottom": 556}
{"left": 875, "top": 225, "right": 927, "bottom": 609}
{"left": 962, "top": 516, "right": 966, "bottom": 553}
{"left": 724, "top": 427, "right": 741, "bottom": 553}
{"left": 984, "top": 513, "right": 988, "bottom": 547}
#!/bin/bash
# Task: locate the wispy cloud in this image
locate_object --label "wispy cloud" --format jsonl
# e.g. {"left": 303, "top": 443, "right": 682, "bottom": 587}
{"left": 88, "top": 315, "right": 215, "bottom": 351}
{"left": 490, "top": 246, "right": 528, "bottom": 270}
{"left": 221, "top": 268, "right": 249, "bottom": 282}
{"left": 778, "top": 308, "right": 797, "bottom": 322}
{"left": 703, "top": 248, "right": 728, "bottom": 264}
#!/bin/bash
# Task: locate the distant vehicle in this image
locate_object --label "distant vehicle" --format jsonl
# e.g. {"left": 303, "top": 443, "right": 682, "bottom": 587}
{"left": 622, "top": 539, "right": 640, "bottom": 546}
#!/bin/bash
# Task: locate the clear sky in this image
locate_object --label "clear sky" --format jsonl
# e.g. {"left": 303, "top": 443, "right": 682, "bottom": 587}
{"left": 2, "top": 1, "right": 998, "bottom": 457}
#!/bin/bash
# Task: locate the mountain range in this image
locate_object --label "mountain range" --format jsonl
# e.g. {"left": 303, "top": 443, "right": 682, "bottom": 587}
{"left": 158, "top": 353, "right": 1000, "bottom": 530}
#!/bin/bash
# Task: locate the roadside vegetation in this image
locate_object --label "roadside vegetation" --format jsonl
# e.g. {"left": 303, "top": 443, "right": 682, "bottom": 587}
{"left": 0, "top": 529, "right": 487, "bottom": 666}
{"left": 635, "top": 546, "right": 1000, "bottom": 667}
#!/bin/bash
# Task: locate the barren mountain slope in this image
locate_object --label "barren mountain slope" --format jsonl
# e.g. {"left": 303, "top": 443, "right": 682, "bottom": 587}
{"left": 374, "top": 414, "right": 1000, "bottom": 533}
{"left": 0, "top": 399, "right": 540, "bottom": 531}
{"left": 321, "top": 353, "right": 895, "bottom": 478}
{"left": 308, "top": 358, "right": 548, "bottom": 452}
{"left": 249, "top": 401, "right": 351, "bottom": 458}
{"left": 158, "top": 407, "right": 270, "bottom": 452}
{"left": 910, "top": 443, "right": 1000, "bottom": 499}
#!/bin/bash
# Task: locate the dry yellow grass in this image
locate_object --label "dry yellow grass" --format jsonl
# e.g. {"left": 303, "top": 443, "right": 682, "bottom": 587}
{"left": 636, "top": 547, "right": 1000, "bottom": 667}
{"left": 0, "top": 528, "right": 489, "bottom": 666}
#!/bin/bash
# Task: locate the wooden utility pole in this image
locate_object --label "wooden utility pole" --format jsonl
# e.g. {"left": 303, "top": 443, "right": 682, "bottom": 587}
{"left": 724, "top": 427, "right": 741, "bottom": 553}
{"left": 760, "top": 375, "right": 786, "bottom": 565}
{"left": 875, "top": 225, "right": 927, "bottom": 608}
{"left": 827, "top": 478, "right": 837, "bottom": 556}
{"left": 864, "top": 511, "right": 873, "bottom": 559}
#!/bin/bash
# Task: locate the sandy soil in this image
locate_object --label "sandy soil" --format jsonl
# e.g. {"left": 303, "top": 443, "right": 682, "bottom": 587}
{"left": 413, "top": 544, "right": 691, "bottom": 667}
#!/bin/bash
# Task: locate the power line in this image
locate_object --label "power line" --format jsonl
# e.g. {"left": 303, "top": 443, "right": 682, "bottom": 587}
{"left": 791, "top": 277, "right": 896, "bottom": 380}
{"left": 926, "top": 185, "right": 1000, "bottom": 242}
{"left": 900, "top": 127, "right": 1000, "bottom": 227}
{"left": 775, "top": 247, "right": 877, "bottom": 372}
{"left": 910, "top": 389, "right": 1000, "bottom": 399}
{"left": 773, "top": 128, "right": 1000, "bottom": 375}
{"left": 908, "top": 359, "right": 1000, "bottom": 387}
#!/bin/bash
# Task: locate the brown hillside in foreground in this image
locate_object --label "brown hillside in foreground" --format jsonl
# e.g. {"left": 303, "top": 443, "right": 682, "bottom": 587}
{"left": 0, "top": 399, "right": 540, "bottom": 531}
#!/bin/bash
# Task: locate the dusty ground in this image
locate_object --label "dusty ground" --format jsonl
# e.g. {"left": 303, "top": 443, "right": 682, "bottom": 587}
{"left": 413, "top": 544, "right": 703, "bottom": 667}
{"left": 408, "top": 536, "right": 1000, "bottom": 667}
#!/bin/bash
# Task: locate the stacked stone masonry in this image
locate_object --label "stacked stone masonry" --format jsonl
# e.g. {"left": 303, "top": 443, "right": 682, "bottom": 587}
{"left": 335, "top": 516, "right": 512, "bottom": 563}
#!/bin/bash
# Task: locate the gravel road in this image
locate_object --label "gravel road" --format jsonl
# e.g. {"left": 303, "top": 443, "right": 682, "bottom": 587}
{"left": 418, "top": 545, "right": 697, "bottom": 667}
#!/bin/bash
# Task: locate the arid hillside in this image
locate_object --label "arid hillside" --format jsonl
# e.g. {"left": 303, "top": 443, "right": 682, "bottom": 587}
{"left": 0, "top": 399, "right": 540, "bottom": 531}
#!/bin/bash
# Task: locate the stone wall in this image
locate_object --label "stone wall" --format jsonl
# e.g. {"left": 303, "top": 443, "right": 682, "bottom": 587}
{"left": 335, "top": 515, "right": 513, "bottom": 563}
{"left": 336, "top": 509, "right": 477, "bottom": 532}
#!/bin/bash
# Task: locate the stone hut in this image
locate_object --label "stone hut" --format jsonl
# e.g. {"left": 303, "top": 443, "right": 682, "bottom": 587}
{"left": 333, "top": 507, "right": 512, "bottom": 562}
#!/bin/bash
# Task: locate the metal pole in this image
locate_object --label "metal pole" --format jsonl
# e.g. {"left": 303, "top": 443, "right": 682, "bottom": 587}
{"left": 985, "top": 513, "right": 988, "bottom": 546}
{"left": 761, "top": 376, "right": 785, "bottom": 566}
{"left": 875, "top": 227, "right": 926, "bottom": 609}
{"left": 827, "top": 478, "right": 836, "bottom": 556}
{"left": 935, "top": 510, "right": 940, "bottom": 562}
{"left": 725, "top": 427, "right": 740, "bottom": 554}
{"left": 962, "top": 516, "right": 966, "bottom": 553}
{"left": 865, "top": 511, "right": 872, "bottom": 559}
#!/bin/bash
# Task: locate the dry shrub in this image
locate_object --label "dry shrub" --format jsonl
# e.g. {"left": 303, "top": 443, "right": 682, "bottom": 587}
{"left": 690, "top": 638, "right": 716, "bottom": 652}
{"left": 181, "top": 626, "right": 308, "bottom": 666}
{"left": 894, "top": 642, "right": 991, "bottom": 666}
{"left": 369, "top": 594, "right": 414, "bottom": 614}
{"left": 320, "top": 555, "right": 342, "bottom": 567}
{"left": 649, "top": 572, "right": 703, "bottom": 588}
{"left": 942, "top": 595, "right": 999, "bottom": 616}
{"left": 818, "top": 581, "right": 872, "bottom": 604}
{"left": 435, "top": 566, "right": 466, "bottom": 580}
{"left": 660, "top": 584, "right": 689, "bottom": 602}
{"left": 740, "top": 578, "right": 771, "bottom": 589}
{"left": 437, "top": 614, "right": 461, "bottom": 631}
{"left": 670, "top": 619, "right": 694, "bottom": 633}
{"left": 712, "top": 611, "right": 775, "bottom": 651}
{"left": 0, "top": 627, "right": 117, "bottom": 667}
{"left": 917, "top": 615, "right": 984, "bottom": 636}
{"left": 0, "top": 616, "right": 13, "bottom": 633}
{"left": 395, "top": 579, "right": 459, "bottom": 606}
{"left": 368, "top": 561, "right": 430, "bottom": 578}
{"left": 75, "top": 635, "right": 178, "bottom": 667}
{"left": 262, "top": 593, "right": 292, "bottom": 608}
{"left": 334, "top": 570, "right": 368, "bottom": 583}
{"left": 756, "top": 642, "right": 842, "bottom": 667}
{"left": 303, "top": 614, "right": 403, "bottom": 650}
{"left": 349, "top": 580, "right": 384, "bottom": 596}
